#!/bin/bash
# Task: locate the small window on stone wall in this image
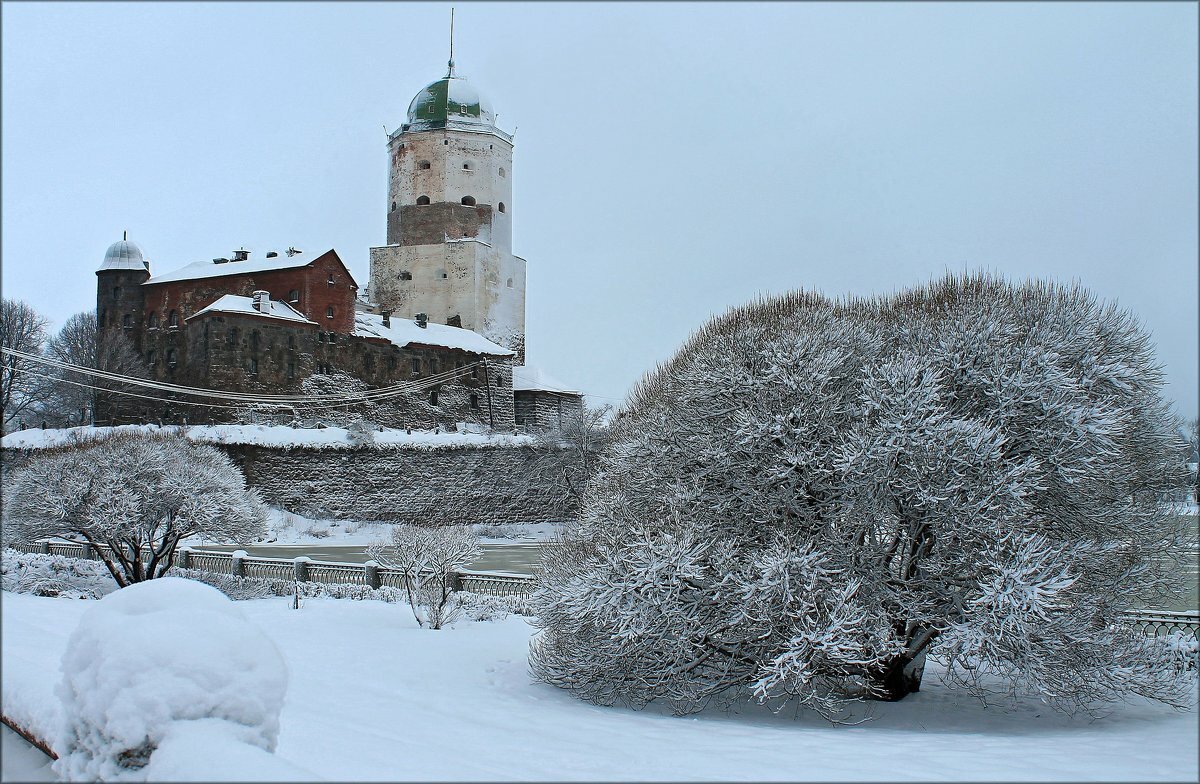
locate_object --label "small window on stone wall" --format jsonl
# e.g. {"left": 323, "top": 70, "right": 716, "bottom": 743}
{"left": 499, "top": 167, "right": 505, "bottom": 177}
{"left": 287, "top": 360, "right": 295, "bottom": 379}
{"left": 390, "top": 201, "right": 397, "bottom": 212}
{"left": 463, "top": 162, "right": 472, "bottom": 170}
{"left": 166, "top": 349, "right": 178, "bottom": 368}
{"left": 327, "top": 273, "right": 335, "bottom": 285}
{"left": 417, "top": 195, "right": 431, "bottom": 205}
{"left": 437, "top": 268, "right": 448, "bottom": 280}
{"left": 288, "top": 289, "right": 299, "bottom": 303}
{"left": 429, "top": 387, "right": 440, "bottom": 406}
{"left": 506, "top": 277, "right": 513, "bottom": 288}
{"left": 112, "top": 286, "right": 121, "bottom": 298}
{"left": 328, "top": 332, "right": 337, "bottom": 344}
{"left": 419, "top": 160, "right": 431, "bottom": 170}
{"left": 317, "top": 332, "right": 325, "bottom": 343}
{"left": 399, "top": 271, "right": 412, "bottom": 281}
{"left": 461, "top": 196, "right": 476, "bottom": 206}
{"left": 122, "top": 314, "right": 132, "bottom": 328}
{"left": 411, "top": 357, "right": 421, "bottom": 376}
{"left": 498, "top": 202, "right": 505, "bottom": 213}
{"left": 250, "top": 358, "right": 258, "bottom": 375}
{"left": 288, "top": 335, "right": 296, "bottom": 350}
{"left": 470, "top": 393, "right": 479, "bottom": 410}
{"left": 326, "top": 307, "right": 335, "bottom": 319}
{"left": 168, "top": 310, "right": 179, "bottom": 328}
{"left": 228, "top": 327, "right": 239, "bottom": 346}
{"left": 148, "top": 311, "right": 159, "bottom": 328}
{"left": 146, "top": 350, "right": 157, "bottom": 366}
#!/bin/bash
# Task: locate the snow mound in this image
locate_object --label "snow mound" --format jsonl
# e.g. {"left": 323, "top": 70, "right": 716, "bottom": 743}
{"left": 143, "top": 719, "right": 318, "bottom": 782}
{"left": 54, "top": 578, "right": 290, "bottom": 781}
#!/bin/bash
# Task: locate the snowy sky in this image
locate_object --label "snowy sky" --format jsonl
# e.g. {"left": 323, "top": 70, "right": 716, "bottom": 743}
{"left": 2, "top": 2, "right": 1196, "bottom": 419}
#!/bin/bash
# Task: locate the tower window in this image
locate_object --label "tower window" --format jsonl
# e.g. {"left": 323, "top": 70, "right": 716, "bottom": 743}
{"left": 469, "top": 393, "right": 479, "bottom": 410}
{"left": 288, "top": 289, "right": 299, "bottom": 303}
{"left": 249, "top": 358, "right": 258, "bottom": 375}
{"left": 499, "top": 167, "right": 505, "bottom": 177}
{"left": 112, "top": 286, "right": 121, "bottom": 298}
{"left": 411, "top": 357, "right": 421, "bottom": 375}
{"left": 461, "top": 196, "right": 476, "bottom": 206}
{"left": 462, "top": 162, "right": 472, "bottom": 170}
{"left": 437, "top": 268, "right": 448, "bottom": 280}
{"left": 444, "top": 139, "right": 449, "bottom": 145}
{"left": 287, "top": 360, "right": 295, "bottom": 379}
{"left": 326, "top": 306, "right": 335, "bottom": 319}
{"left": 418, "top": 160, "right": 431, "bottom": 170}
{"left": 227, "top": 327, "right": 239, "bottom": 346}
{"left": 506, "top": 278, "right": 513, "bottom": 288}
{"left": 390, "top": 201, "right": 397, "bottom": 212}
{"left": 399, "top": 271, "right": 412, "bottom": 281}
{"left": 287, "top": 335, "right": 296, "bottom": 350}
{"left": 498, "top": 202, "right": 506, "bottom": 213}
{"left": 168, "top": 310, "right": 179, "bottom": 328}
{"left": 429, "top": 387, "right": 440, "bottom": 407}
{"left": 147, "top": 311, "right": 159, "bottom": 328}
{"left": 417, "top": 195, "right": 431, "bottom": 205}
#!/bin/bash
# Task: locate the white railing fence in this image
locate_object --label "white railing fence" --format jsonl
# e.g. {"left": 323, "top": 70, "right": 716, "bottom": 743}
{"left": 8, "top": 540, "right": 535, "bottom": 598}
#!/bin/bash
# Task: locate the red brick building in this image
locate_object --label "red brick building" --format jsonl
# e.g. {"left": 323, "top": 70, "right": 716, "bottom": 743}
{"left": 95, "top": 240, "right": 516, "bottom": 429}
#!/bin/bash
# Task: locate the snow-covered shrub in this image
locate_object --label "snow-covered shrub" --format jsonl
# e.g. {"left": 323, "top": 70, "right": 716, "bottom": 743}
{"left": 2, "top": 429, "right": 268, "bottom": 586}
{"left": 1, "top": 548, "right": 117, "bottom": 599}
{"left": 367, "top": 525, "right": 482, "bottom": 628}
{"left": 530, "top": 275, "right": 1194, "bottom": 718}
{"left": 476, "top": 523, "right": 521, "bottom": 539}
{"left": 54, "top": 578, "right": 288, "bottom": 781}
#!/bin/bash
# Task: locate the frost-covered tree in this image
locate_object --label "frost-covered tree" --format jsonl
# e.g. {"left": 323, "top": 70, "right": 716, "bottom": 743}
{"left": 3, "top": 430, "right": 268, "bottom": 586}
{"left": 1, "top": 297, "right": 48, "bottom": 432}
{"left": 38, "top": 311, "right": 148, "bottom": 427}
{"left": 524, "top": 404, "right": 612, "bottom": 508}
{"left": 367, "top": 524, "right": 481, "bottom": 629}
{"left": 530, "top": 275, "right": 1193, "bottom": 718}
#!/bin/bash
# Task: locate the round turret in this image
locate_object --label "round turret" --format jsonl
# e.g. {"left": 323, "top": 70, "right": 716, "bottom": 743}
{"left": 98, "top": 239, "right": 147, "bottom": 272}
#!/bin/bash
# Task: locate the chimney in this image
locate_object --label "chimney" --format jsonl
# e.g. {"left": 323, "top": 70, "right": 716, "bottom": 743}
{"left": 381, "top": 309, "right": 391, "bottom": 328}
{"left": 266, "top": 251, "right": 279, "bottom": 258}
{"left": 415, "top": 312, "right": 428, "bottom": 329}
{"left": 232, "top": 248, "right": 250, "bottom": 262}
{"left": 252, "top": 290, "right": 269, "bottom": 312}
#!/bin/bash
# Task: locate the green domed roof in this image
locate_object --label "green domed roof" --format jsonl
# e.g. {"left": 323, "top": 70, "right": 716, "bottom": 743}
{"left": 405, "top": 70, "right": 497, "bottom": 132}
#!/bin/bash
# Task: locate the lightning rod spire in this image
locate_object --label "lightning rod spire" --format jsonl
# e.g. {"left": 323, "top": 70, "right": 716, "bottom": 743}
{"left": 447, "top": 7, "right": 455, "bottom": 76}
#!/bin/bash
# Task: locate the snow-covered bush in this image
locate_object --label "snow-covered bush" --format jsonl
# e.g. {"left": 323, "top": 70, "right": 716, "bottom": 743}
{"left": 1, "top": 548, "right": 117, "bottom": 599}
{"left": 530, "top": 275, "right": 1193, "bottom": 718}
{"left": 367, "top": 524, "right": 482, "bottom": 629}
{"left": 2, "top": 429, "right": 268, "bottom": 586}
{"left": 54, "top": 578, "right": 289, "bottom": 781}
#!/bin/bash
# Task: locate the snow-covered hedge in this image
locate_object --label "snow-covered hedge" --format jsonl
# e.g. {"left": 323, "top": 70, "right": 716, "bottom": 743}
{"left": 1, "top": 549, "right": 117, "bottom": 599}
{"left": 54, "top": 578, "right": 291, "bottom": 781}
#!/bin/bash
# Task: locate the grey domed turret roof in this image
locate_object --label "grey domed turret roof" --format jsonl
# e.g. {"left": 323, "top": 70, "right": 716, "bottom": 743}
{"left": 98, "top": 239, "right": 147, "bottom": 272}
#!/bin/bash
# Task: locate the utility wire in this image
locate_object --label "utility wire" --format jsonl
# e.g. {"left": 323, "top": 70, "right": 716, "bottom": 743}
{"left": 2, "top": 346, "right": 488, "bottom": 406}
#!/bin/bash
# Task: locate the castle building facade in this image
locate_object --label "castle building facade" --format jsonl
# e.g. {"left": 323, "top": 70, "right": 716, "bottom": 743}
{"left": 93, "top": 60, "right": 580, "bottom": 432}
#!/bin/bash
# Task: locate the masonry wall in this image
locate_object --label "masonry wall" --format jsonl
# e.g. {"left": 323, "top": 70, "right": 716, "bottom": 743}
{"left": 223, "top": 443, "right": 576, "bottom": 524}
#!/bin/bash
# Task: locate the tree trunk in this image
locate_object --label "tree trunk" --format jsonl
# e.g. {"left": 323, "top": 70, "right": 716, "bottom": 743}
{"left": 869, "top": 649, "right": 928, "bottom": 701}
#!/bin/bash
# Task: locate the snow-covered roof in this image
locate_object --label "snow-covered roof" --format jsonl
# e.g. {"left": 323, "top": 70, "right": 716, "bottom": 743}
{"left": 190, "top": 295, "right": 316, "bottom": 324}
{"left": 353, "top": 312, "right": 512, "bottom": 356}
{"left": 144, "top": 250, "right": 333, "bottom": 285}
{"left": 98, "top": 239, "right": 147, "bottom": 272}
{"left": 513, "top": 366, "right": 581, "bottom": 395}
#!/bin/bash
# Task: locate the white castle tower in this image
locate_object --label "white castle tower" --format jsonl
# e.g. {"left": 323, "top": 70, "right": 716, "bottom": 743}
{"left": 367, "top": 56, "right": 526, "bottom": 363}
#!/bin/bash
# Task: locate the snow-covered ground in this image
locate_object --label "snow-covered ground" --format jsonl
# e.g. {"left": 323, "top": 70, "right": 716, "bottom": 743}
{"left": 0, "top": 423, "right": 534, "bottom": 451}
{"left": 3, "top": 590, "right": 1196, "bottom": 782}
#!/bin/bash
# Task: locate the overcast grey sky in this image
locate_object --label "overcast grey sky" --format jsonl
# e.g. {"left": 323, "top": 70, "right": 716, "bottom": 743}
{"left": 3, "top": 2, "right": 1196, "bottom": 419}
